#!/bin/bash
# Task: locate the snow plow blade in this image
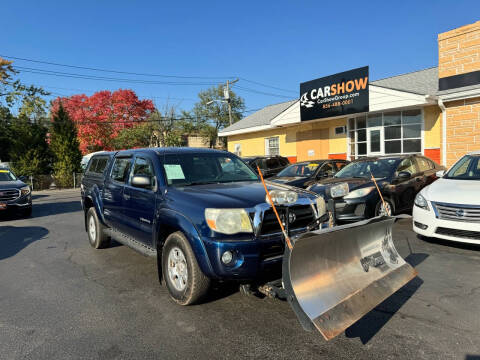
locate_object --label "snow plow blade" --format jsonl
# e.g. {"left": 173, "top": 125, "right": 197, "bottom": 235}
{"left": 283, "top": 216, "right": 417, "bottom": 341}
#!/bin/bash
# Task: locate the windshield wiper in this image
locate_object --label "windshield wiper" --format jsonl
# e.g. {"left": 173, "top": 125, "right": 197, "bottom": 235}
{"left": 183, "top": 181, "right": 221, "bottom": 186}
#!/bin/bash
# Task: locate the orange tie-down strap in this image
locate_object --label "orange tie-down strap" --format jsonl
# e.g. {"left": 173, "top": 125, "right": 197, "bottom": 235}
{"left": 257, "top": 165, "right": 293, "bottom": 250}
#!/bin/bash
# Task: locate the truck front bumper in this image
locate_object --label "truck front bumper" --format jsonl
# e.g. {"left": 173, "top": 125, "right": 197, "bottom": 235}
{"left": 202, "top": 234, "right": 285, "bottom": 281}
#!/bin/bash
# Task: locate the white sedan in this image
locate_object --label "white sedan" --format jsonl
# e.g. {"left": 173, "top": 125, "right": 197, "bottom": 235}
{"left": 413, "top": 151, "right": 480, "bottom": 244}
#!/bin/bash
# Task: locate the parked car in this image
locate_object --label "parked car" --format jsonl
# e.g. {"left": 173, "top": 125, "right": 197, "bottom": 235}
{"left": 413, "top": 151, "right": 480, "bottom": 244}
{"left": 270, "top": 159, "right": 349, "bottom": 189}
{"left": 308, "top": 155, "right": 444, "bottom": 223}
{"left": 81, "top": 151, "right": 106, "bottom": 172}
{"left": 242, "top": 155, "right": 290, "bottom": 178}
{"left": 81, "top": 148, "right": 326, "bottom": 305}
{"left": 0, "top": 167, "right": 32, "bottom": 217}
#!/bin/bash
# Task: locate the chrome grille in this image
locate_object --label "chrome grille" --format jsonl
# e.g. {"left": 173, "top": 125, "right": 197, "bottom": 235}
{"left": 0, "top": 189, "right": 20, "bottom": 202}
{"left": 433, "top": 202, "right": 480, "bottom": 223}
{"left": 260, "top": 205, "right": 315, "bottom": 236}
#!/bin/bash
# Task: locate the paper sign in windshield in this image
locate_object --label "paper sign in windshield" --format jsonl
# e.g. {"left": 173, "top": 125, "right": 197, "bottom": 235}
{"left": 164, "top": 164, "right": 185, "bottom": 180}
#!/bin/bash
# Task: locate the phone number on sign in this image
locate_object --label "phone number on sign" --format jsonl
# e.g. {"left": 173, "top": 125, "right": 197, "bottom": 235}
{"left": 322, "top": 99, "right": 354, "bottom": 109}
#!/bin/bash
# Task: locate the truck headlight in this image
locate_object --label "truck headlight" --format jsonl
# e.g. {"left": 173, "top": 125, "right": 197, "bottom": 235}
{"left": 20, "top": 186, "right": 31, "bottom": 196}
{"left": 414, "top": 193, "right": 429, "bottom": 211}
{"left": 265, "top": 190, "right": 298, "bottom": 205}
{"left": 344, "top": 186, "right": 375, "bottom": 199}
{"left": 205, "top": 208, "right": 253, "bottom": 234}
{"left": 330, "top": 183, "right": 349, "bottom": 198}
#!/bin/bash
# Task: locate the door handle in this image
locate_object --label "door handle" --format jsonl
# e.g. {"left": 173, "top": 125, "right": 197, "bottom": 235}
{"left": 123, "top": 194, "right": 130, "bottom": 200}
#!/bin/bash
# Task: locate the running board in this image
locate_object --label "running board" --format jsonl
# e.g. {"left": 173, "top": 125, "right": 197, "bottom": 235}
{"left": 105, "top": 228, "right": 157, "bottom": 257}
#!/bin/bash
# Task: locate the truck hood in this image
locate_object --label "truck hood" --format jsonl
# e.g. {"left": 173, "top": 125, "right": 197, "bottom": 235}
{"left": 0, "top": 180, "right": 27, "bottom": 190}
{"left": 422, "top": 178, "right": 480, "bottom": 205}
{"left": 170, "top": 181, "right": 311, "bottom": 209}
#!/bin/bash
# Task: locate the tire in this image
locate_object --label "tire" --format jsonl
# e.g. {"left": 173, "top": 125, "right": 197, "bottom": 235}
{"left": 86, "top": 207, "right": 110, "bottom": 249}
{"left": 375, "top": 199, "right": 394, "bottom": 217}
{"left": 162, "top": 231, "right": 210, "bottom": 305}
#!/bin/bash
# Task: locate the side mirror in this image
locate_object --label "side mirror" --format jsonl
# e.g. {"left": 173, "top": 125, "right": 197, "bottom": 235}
{"left": 317, "top": 172, "right": 328, "bottom": 179}
{"left": 19, "top": 175, "right": 27, "bottom": 182}
{"left": 436, "top": 170, "right": 445, "bottom": 178}
{"left": 397, "top": 171, "right": 411, "bottom": 180}
{"left": 131, "top": 175, "right": 152, "bottom": 188}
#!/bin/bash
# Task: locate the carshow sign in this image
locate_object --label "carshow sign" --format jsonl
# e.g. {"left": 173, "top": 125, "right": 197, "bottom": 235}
{"left": 300, "top": 66, "right": 369, "bottom": 121}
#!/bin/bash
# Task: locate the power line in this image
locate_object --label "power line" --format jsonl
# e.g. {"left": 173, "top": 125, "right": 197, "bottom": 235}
{"left": 13, "top": 66, "right": 219, "bottom": 86}
{"left": 235, "top": 85, "right": 294, "bottom": 99}
{"left": 3, "top": 54, "right": 298, "bottom": 97}
{"left": 238, "top": 77, "right": 296, "bottom": 94}
{"left": 42, "top": 86, "right": 197, "bottom": 101}
{"left": 2, "top": 54, "right": 232, "bottom": 80}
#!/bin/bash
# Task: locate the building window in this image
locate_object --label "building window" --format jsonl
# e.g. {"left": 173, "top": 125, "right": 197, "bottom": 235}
{"left": 234, "top": 144, "right": 242, "bottom": 156}
{"left": 335, "top": 126, "right": 346, "bottom": 135}
{"left": 348, "top": 109, "right": 422, "bottom": 160}
{"left": 265, "top": 137, "right": 279, "bottom": 155}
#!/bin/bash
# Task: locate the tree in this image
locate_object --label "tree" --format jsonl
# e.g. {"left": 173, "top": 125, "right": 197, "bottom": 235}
{"left": 8, "top": 116, "right": 51, "bottom": 176}
{"left": 0, "top": 57, "right": 51, "bottom": 166}
{"left": 112, "top": 104, "right": 198, "bottom": 149}
{"left": 113, "top": 122, "right": 154, "bottom": 149}
{"left": 49, "top": 103, "right": 83, "bottom": 187}
{"left": 0, "top": 108, "right": 13, "bottom": 161}
{"left": 52, "top": 89, "right": 155, "bottom": 154}
{"left": 0, "top": 57, "right": 50, "bottom": 123}
{"left": 192, "top": 84, "right": 245, "bottom": 148}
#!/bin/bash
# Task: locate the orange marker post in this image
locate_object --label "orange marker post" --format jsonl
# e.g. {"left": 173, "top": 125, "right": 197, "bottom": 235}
{"left": 257, "top": 165, "right": 293, "bottom": 250}
{"left": 370, "top": 171, "right": 390, "bottom": 216}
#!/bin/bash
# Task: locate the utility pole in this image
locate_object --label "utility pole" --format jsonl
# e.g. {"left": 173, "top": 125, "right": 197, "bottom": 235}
{"left": 225, "top": 78, "right": 238, "bottom": 126}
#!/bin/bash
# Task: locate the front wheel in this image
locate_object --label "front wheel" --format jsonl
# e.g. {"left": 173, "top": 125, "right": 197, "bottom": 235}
{"left": 86, "top": 207, "right": 110, "bottom": 249}
{"left": 375, "top": 199, "right": 394, "bottom": 217}
{"left": 162, "top": 231, "right": 210, "bottom": 305}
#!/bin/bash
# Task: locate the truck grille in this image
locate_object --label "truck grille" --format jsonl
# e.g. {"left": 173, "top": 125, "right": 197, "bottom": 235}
{"left": 433, "top": 202, "right": 480, "bottom": 223}
{"left": 260, "top": 205, "right": 314, "bottom": 236}
{"left": 435, "top": 227, "right": 480, "bottom": 240}
{"left": 0, "top": 189, "right": 20, "bottom": 202}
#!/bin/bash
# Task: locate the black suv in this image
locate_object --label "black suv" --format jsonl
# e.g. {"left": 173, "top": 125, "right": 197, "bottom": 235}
{"left": 0, "top": 167, "right": 32, "bottom": 216}
{"left": 308, "top": 155, "right": 444, "bottom": 223}
{"left": 270, "top": 159, "right": 349, "bottom": 189}
{"left": 242, "top": 155, "right": 290, "bottom": 178}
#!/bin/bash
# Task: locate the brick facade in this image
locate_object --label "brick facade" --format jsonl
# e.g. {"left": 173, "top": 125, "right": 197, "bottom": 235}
{"left": 445, "top": 96, "right": 480, "bottom": 166}
{"left": 438, "top": 21, "right": 480, "bottom": 78}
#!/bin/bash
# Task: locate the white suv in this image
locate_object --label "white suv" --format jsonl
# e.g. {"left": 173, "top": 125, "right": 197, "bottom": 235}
{"left": 412, "top": 151, "right": 480, "bottom": 244}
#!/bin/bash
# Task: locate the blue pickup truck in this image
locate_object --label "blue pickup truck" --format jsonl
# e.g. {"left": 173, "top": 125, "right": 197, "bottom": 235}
{"left": 81, "top": 148, "right": 325, "bottom": 305}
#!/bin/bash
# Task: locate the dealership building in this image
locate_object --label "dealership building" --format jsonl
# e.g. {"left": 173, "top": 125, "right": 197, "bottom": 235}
{"left": 219, "top": 21, "right": 480, "bottom": 167}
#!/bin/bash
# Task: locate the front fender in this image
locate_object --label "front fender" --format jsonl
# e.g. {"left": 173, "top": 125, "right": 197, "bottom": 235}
{"left": 85, "top": 185, "right": 108, "bottom": 229}
{"left": 155, "top": 209, "right": 216, "bottom": 279}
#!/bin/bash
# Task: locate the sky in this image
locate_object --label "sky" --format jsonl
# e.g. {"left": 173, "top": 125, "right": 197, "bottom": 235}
{"left": 3, "top": 0, "right": 480, "bottom": 116}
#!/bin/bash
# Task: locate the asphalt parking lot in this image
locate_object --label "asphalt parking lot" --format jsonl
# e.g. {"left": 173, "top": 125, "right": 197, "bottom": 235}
{"left": 1, "top": 189, "right": 480, "bottom": 359}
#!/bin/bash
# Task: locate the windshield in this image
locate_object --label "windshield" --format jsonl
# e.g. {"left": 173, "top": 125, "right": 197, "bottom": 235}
{"left": 0, "top": 169, "right": 17, "bottom": 181}
{"left": 445, "top": 155, "right": 480, "bottom": 180}
{"left": 277, "top": 162, "right": 320, "bottom": 177}
{"left": 335, "top": 159, "right": 398, "bottom": 179}
{"left": 162, "top": 153, "right": 259, "bottom": 186}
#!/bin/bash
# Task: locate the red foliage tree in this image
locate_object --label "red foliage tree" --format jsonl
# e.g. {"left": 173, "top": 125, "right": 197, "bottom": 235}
{"left": 51, "top": 89, "right": 155, "bottom": 154}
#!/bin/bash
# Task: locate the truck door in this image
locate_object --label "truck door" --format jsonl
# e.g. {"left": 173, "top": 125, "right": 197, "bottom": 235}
{"left": 103, "top": 156, "right": 132, "bottom": 233}
{"left": 123, "top": 155, "right": 157, "bottom": 246}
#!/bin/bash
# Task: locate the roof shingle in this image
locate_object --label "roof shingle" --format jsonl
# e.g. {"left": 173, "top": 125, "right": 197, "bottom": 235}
{"left": 221, "top": 99, "right": 296, "bottom": 133}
